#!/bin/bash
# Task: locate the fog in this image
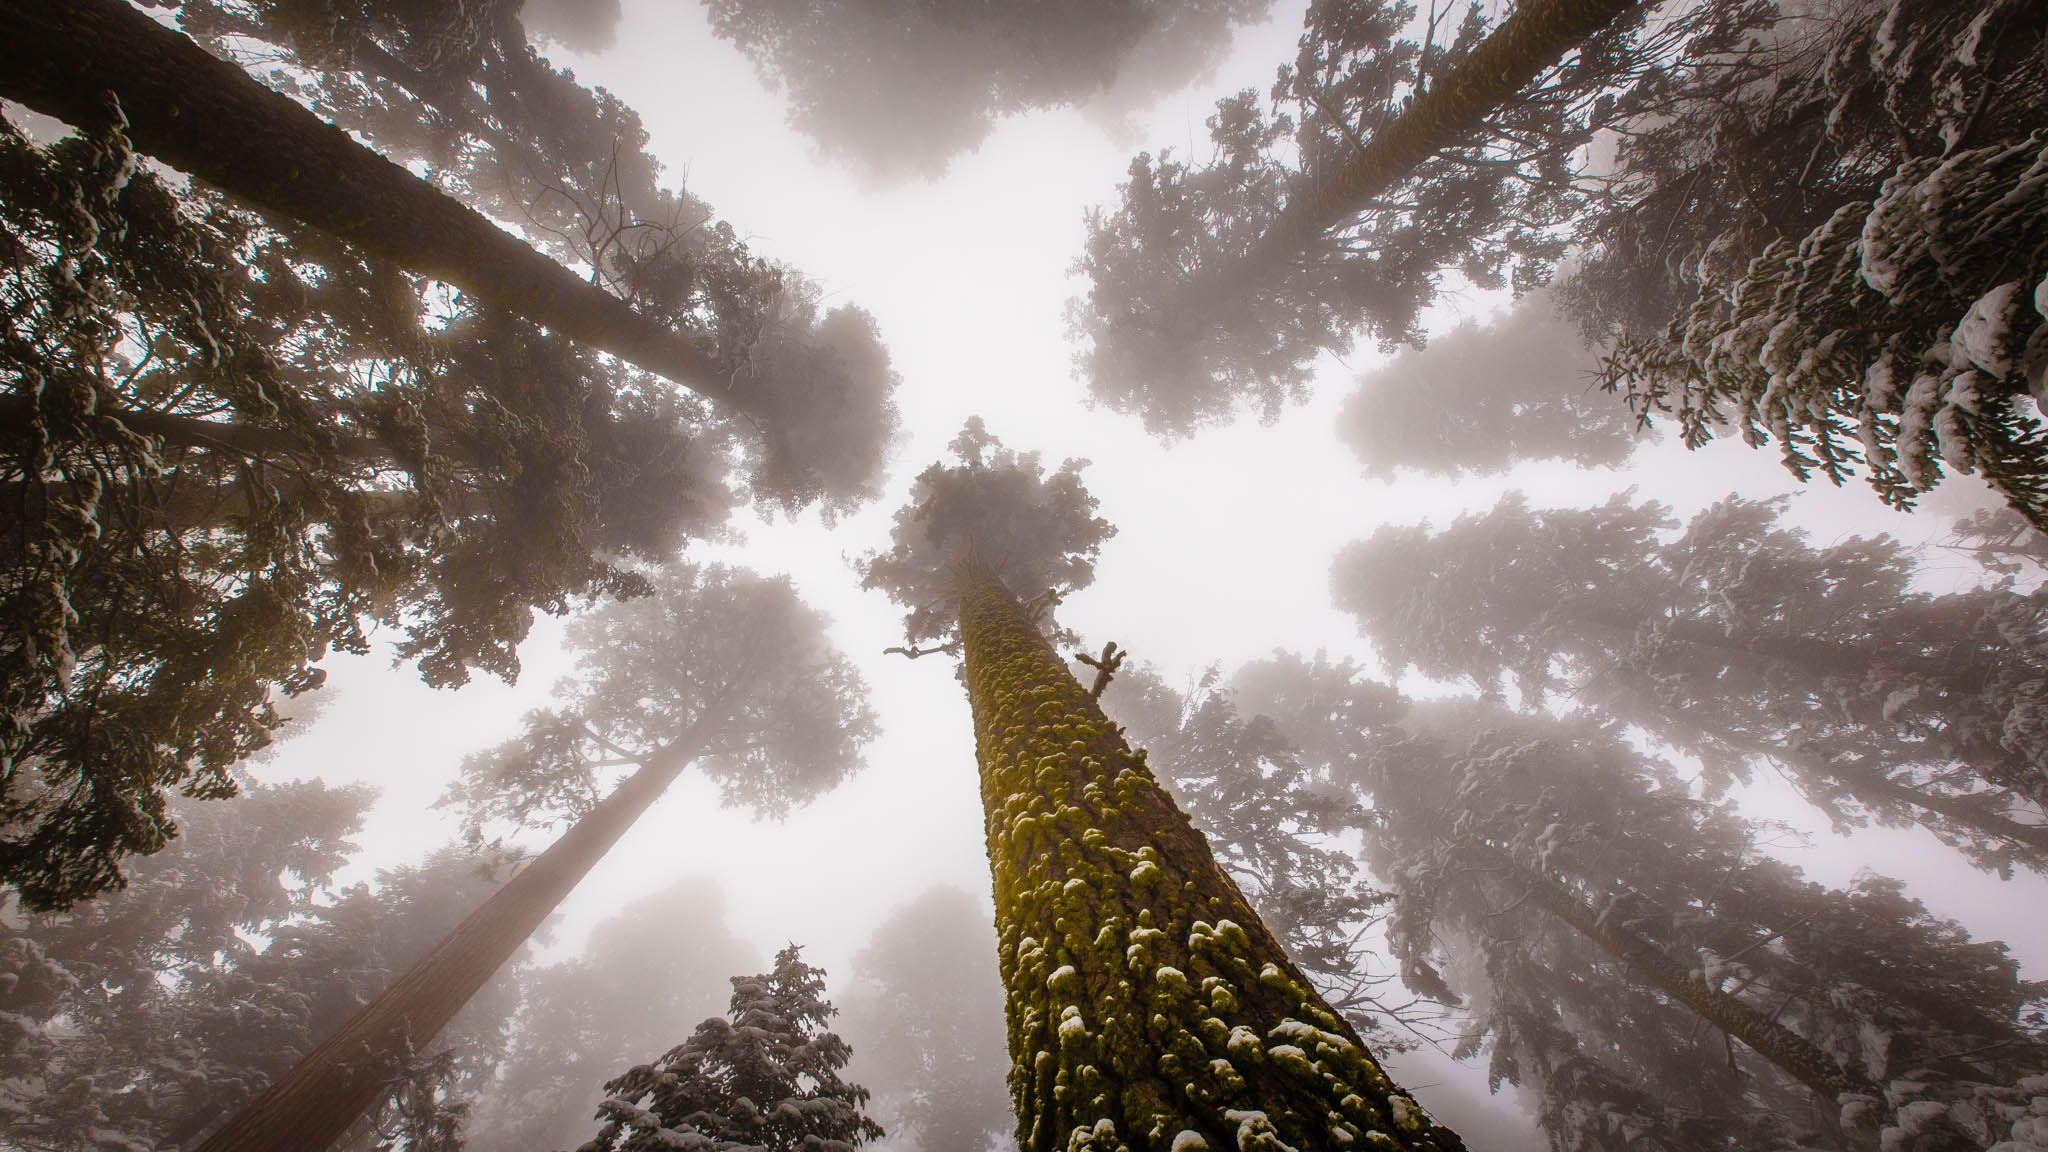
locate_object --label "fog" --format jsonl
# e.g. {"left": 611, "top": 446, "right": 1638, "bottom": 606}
{"left": 4, "top": 1, "right": 2045, "bottom": 1151}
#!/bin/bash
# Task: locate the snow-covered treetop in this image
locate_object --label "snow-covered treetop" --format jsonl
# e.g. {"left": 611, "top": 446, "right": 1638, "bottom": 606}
{"left": 859, "top": 419, "right": 1114, "bottom": 645}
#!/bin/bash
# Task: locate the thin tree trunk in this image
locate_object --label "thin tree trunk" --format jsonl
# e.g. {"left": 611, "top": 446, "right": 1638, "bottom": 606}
{"left": 956, "top": 562, "right": 1462, "bottom": 1151}
{"left": 1234, "top": 0, "right": 1642, "bottom": 281}
{"left": 1510, "top": 856, "right": 1868, "bottom": 1103}
{"left": 0, "top": 0, "right": 746, "bottom": 414}
{"left": 187, "top": 741, "right": 697, "bottom": 1152}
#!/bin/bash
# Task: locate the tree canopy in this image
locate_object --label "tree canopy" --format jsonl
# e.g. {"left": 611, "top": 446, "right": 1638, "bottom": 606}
{"left": 858, "top": 419, "right": 1113, "bottom": 647}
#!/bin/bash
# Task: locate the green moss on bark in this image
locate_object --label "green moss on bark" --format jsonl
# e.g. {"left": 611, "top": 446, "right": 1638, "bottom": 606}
{"left": 960, "top": 567, "right": 1462, "bottom": 1152}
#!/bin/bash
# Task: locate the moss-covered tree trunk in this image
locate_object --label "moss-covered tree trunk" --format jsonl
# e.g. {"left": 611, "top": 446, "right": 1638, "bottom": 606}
{"left": 0, "top": 0, "right": 741, "bottom": 413}
{"left": 189, "top": 743, "right": 696, "bottom": 1152}
{"left": 958, "top": 565, "right": 1462, "bottom": 1152}
{"left": 1239, "top": 0, "right": 1641, "bottom": 279}
{"left": 1513, "top": 858, "right": 1868, "bottom": 1104}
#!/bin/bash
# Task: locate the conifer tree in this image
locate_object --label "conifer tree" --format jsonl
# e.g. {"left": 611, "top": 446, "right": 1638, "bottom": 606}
{"left": 575, "top": 945, "right": 883, "bottom": 1152}
{"left": 0, "top": 784, "right": 522, "bottom": 1151}
{"left": 1568, "top": 0, "right": 2048, "bottom": 527}
{"left": 1335, "top": 492, "right": 2048, "bottom": 875}
{"left": 1223, "top": 654, "right": 2048, "bottom": 1151}
{"left": 1098, "top": 665, "right": 1425, "bottom": 1046}
{"left": 193, "top": 564, "right": 876, "bottom": 1152}
{"left": 858, "top": 420, "right": 1462, "bottom": 1151}
{"left": 0, "top": 105, "right": 749, "bottom": 908}
{"left": 1071, "top": 0, "right": 1654, "bottom": 435}
{"left": 0, "top": 3, "right": 899, "bottom": 905}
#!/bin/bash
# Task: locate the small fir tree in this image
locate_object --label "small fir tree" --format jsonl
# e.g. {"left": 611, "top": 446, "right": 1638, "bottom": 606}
{"left": 575, "top": 945, "right": 884, "bottom": 1152}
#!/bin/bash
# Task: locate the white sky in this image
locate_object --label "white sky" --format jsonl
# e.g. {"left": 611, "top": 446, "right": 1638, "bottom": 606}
{"left": 254, "top": 2, "right": 2048, "bottom": 1145}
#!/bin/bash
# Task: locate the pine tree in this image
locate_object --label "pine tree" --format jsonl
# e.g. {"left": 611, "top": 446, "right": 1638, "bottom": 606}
{"left": 701, "top": 0, "right": 1276, "bottom": 182}
{"left": 192, "top": 564, "right": 876, "bottom": 1152}
{"left": 1097, "top": 665, "right": 1425, "bottom": 1047}
{"left": 858, "top": 420, "right": 1462, "bottom": 1151}
{"left": 0, "top": 784, "right": 525, "bottom": 1151}
{"left": 1567, "top": 0, "right": 2048, "bottom": 527}
{"left": 167, "top": 0, "right": 901, "bottom": 513}
{"left": 0, "top": 0, "right": 900, "bottom": 905}
{"left": 575, "top": 945, "right": 884, "bottom": 1152}
{"left": 1071, "top": 0, "right": 1654, "bottom": 435}
{"left": 0, "top": 104, "right": 748, "bottom": 908}
{"left": 1335, "top": 492, "right": 2048, "bottom": 875}
{"left": 1223, "top": 654, "right": 2048, "bottom": 1151}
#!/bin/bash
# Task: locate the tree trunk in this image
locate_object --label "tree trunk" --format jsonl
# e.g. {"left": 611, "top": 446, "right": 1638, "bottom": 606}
{"left": 187, "top": 742, "right": 696, "bottom": 1152}
{"left": 1236, "top": 0, "right": 1642, "bottom": 280}
{"left": 957, "top": 563, "right": 1462, "bottom": 1152}
{"left": 0, "top": 0, "right": 745, "bottom": 415}
{"left": 1512, "top": 858, "right": 1868, "bottom": 1103}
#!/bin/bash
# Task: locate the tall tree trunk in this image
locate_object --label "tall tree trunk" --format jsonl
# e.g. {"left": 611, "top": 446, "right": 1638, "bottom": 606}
{"left": 1235, "top": 0, "right": 1642, "bottom": 281}
{"left": 1508, "top": 856, "right": 1869, "bottom": 1103}
{"left": 957, "top": 564, "right": 1462, "bottom": 1151}
{"left": 187, "top": 742, "right": 696, "bottom": 1152}
{"left": 0, "top": 0, "right": 746, "bottom": 414}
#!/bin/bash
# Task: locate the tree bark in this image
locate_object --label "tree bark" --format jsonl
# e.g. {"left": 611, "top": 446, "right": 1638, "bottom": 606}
{"left": 187, "top": 742, "right": 696, "bottom": 1152}
{"left": 0, "top": 0, "right": 746, "bottom": 415}
{"left": 957, "top": 563, "right": 1462, "bottom": 1151}
{"left": 1512, "top": 858, "right": 1869, "bottom": 1103}
{"left": 1235, "top": 0, "right": 1643, "bottom": 280}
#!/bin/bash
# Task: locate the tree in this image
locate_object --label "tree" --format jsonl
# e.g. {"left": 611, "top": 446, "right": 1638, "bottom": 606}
{"left": 1338, "top": 292, "right": 1639, "bottom": 478}
{"left": 575, "top": 944, "right": 884, "bottom": 1152}
{"left": 0, "top": 783, "right": 524, "bottom": 1152}
{"left": 702, "top": 0, "right": 1276, "bottom": 182}
{"left": 166, "top": 0, "right": 901, "bottom": 514}
{"left": 193, "top": 563, "right": 877, "bottom": 1152}
{"left": 1567, "top": 0, "right": 2048, "bottom": 527}
{"left": 1097, "top": 665, "right": 1429, "bottom": 1048}
{"left": 0, "top": 104, "right": 744, "bottom": 908}
{"left": 465, "top": 878, "right": 759, "bottom": 1152}
{"left": 838, "top": 887, "right": 1013, "bottom": 1152}
{"left": 1071, "top": 0, "right": 1656, "bottom": 436}
{"left": 1223, "top": 654, "right": 2048, "bottom": 1151}
{"left": 0, "top": 0, "right": 899, "bottom": 905}
{"left": 858, "top": 420, "right": 1462, "bottom": 1150}
{"left": 1335, "top": 492, "right": 2048, "bottom": 875}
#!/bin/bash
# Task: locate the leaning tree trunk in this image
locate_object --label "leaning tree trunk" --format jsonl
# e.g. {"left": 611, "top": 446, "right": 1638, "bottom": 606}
{"left": 1510, "top": 857, "right": 1869, "bottom": 1104}
{"left": 957, "top": 564, "right": 1463, "bottom": 1152}
{"left": 1232, "top": 0, "right": 1643, "bottom": 281}
{"left": 0, "top": 0, "right": 744, "bottom": 415}
{"left": 188, "top": 743, "right": 696, "bottom": 1152}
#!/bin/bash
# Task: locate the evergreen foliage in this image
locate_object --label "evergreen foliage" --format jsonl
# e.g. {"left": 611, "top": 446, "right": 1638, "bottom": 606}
{"left": 1571, "top": 0, "right": 2048, "bottom": 527}
{"left": 1071, "top": 0, "right": 1662, "bottom": 435}
{"left": 574, "top": 944, "right": 884, "bottom": 1152}
{"left": 0, "top": 0, "right": 897, "bottom": 907}
{"left": 1336, "top": 492, "right": 2048, "bottom": 874}
{"left": 0, "top": 782, "right": 520, "bottom": 1150}
{"left": 1216, "top": 653, "right": 2048, "bottom": 1151}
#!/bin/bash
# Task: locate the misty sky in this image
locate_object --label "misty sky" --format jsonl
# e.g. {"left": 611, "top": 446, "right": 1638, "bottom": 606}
{"left": 248, "top": 1, "right": 2047, "bottom": 1145}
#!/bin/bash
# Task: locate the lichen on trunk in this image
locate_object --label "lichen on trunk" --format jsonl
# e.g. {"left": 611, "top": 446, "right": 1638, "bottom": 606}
{"left": 958, "top": 565, "right": 1461, "bottom": 1152}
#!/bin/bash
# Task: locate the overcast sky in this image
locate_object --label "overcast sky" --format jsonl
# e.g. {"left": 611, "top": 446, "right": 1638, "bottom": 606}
{"left": 255, "top": 2, "right": 2047, "bottom": 1145}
